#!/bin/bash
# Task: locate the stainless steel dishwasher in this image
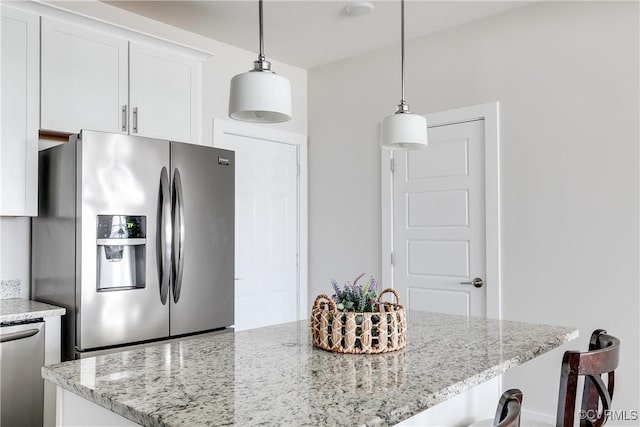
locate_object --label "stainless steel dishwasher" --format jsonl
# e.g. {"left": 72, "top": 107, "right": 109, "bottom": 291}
{"left": 1, "top": 319, "right": 44, "bottom": 427}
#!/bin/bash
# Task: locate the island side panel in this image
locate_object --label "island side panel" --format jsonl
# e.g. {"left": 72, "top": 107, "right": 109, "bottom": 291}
{"left": 57, "top": 387, "right": 139, "bottom": 427}
{"left": 395, "top": 377, "right": 499, "bottom": 426}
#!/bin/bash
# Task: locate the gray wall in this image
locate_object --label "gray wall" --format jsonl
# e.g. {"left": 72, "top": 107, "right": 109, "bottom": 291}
{"left": 309, "top": 1, "right": 639, "bottom": 419}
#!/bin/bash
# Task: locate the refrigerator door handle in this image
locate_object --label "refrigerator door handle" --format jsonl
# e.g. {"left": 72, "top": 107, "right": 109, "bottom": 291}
{"left": 158, "top": 167, "right": 172, "bottom": 305}
{"left": 172, "top": 168, "right": 186, "bottom": 303}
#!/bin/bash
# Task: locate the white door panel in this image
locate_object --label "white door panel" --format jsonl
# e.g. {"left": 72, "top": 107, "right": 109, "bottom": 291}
{"left": 215, "top": 134, "right": 298, "bottom": 331}
{"left": 406, "top": 138, "right": 469, "bottom": 179}
{"left": 407, "top": 287, "right": 470, "bottom": 317}
{"left": 394, "top": 120, "right": 486, "bottom": 317}
{"left": 407, "top": 190, "right": 469, "bottom": 227}
{"left": 407, "top": 240, "right": 470, "bottom": 277}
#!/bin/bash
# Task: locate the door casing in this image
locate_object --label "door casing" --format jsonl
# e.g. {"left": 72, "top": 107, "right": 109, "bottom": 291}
{"left": 381, "top": 102, "right": 501, "bottom": 319}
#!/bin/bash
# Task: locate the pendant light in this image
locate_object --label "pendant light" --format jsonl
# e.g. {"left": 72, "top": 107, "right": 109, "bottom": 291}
{"left": 380, "top": 0, "right": 427, "bottom": 150}
{"left": 229, "top": 0, "right": 292, "bottom": 123}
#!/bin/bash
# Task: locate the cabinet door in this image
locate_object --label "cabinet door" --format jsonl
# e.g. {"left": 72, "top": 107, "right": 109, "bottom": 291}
{"left": 41, "top": 18, "right": 128, "bottom": 134}
{"left": 1, "top": 7, "right": 39, "bottom": 216}
{"left": 129, "top": 43, "right": 200, "bottom": 144}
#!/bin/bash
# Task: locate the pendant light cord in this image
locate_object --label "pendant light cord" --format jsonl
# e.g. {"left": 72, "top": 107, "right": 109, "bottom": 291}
{"left": 258, "top": 0, "right": 265, "bottom": 61}
{"left": 253, "top": 0, "right": 271, "bottom": 71}
{"left": 400, "top": 0, "right": 406, "bottom": 106}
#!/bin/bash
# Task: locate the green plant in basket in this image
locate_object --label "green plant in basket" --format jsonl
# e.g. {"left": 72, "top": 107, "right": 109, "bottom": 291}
{"left": 331, "top": 273, "right": 378, "bottom": 313}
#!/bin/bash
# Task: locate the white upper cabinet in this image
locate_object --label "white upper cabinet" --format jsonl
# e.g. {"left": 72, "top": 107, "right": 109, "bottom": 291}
{"left": 41, "top": 18, "right": 202, "bottom": 144}
{"left": 41, "top": 18, "right": 128, "bottom": 135}
{"left": 1, "top": 7, "right": 39, "bottom": 216}
{"left": 129, "top": 43, "right": 200, "bottom": 143}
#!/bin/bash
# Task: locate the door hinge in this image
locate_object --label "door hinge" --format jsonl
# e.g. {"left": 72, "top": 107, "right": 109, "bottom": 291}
{"left": 390, "top": 158, "right": 395, "bottom": 173}
{"left": 391, "top": 252, "right": 395, "bottom": 265}
{"left": 297, "top": 163, "right": 300, "bottom": 177}
{"left": 296, "top": 253, "right": 300, "bottom": 267}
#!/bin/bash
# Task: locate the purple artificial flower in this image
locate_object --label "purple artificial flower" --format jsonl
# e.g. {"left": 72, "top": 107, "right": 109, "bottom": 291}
{"left": 353, "top": 273, "right": 365, "bottom": 286}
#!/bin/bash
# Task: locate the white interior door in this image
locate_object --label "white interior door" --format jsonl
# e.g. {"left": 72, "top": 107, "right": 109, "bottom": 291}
{"left": 393, "top": 120, "right": 486, "bottom": 317}
{"left": 215, "top": 133, "right": 299, "bottom": 331}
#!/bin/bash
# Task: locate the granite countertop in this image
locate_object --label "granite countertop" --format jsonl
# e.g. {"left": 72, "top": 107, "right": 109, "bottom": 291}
{"left": 0, "top": 298, "right": 66, "bottom": 323}
{"left": 42, "top": 311, "right": 577, "bottom": 427}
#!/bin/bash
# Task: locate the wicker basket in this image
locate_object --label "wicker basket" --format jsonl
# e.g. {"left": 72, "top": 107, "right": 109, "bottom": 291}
{"left": 310, "top": 288, "right": 407, "bottom": 354}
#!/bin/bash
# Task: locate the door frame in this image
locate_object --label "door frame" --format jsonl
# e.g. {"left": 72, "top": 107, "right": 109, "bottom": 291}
{"left": 381, "top": 102, "right": 501, "bottom": 319}
{"left": 212, "top": 118, "right": 309, "bottom": 321}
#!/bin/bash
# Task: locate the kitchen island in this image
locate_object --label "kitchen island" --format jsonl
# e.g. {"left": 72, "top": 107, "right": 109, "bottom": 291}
{"left": 42, "top": 311, "right": 577, "bottom": 427}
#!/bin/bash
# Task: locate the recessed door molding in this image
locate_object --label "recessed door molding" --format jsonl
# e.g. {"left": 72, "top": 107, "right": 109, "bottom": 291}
{"left": 381, "top": 102, "right": 501, "bottom": 319}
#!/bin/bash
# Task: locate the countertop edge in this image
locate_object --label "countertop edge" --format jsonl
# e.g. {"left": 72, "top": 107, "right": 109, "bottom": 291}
{"left": 42, "top": 367, "right": 165, "bottom": 427}
{"left": 1, "top": 307, "right": 67, "bottom": 323}
{"left": 0, "top": 299, "right": 67, "bottom": 323}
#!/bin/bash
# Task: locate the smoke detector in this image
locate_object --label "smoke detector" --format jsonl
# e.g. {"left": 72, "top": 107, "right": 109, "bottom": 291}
{"left": 345, "top": 1, "right": 375, "bottom": 16}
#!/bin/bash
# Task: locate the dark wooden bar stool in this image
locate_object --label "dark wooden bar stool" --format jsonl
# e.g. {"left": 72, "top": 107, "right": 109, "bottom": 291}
{"left": 557, "top": 329, "right": 620, "bottom": 427}
{"left": 472, "top": 329, "right": 620, "bottom": 427}
{"left": 494, "top": 389, "right": 523, "bottom": 427}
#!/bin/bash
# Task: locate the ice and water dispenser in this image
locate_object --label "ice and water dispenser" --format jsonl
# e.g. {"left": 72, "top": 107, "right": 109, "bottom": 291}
{"left": 96, "top": 215, "right": 146, "bottom": 290}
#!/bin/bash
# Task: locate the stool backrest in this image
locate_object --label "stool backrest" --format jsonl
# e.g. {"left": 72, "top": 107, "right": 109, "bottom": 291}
{"left": 494, "top": 389, "right": 523, "bottom": 427}
{"left": 557, "top": 329, "right": 620, "bottom": 427}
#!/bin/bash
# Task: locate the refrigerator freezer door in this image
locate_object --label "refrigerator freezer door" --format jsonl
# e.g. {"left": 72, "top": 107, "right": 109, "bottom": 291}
{"left": 78, "top": 130, "right": 170, "bottom": 350}
{"left": 169, "top": 143, "right": 234, "bottom": 335}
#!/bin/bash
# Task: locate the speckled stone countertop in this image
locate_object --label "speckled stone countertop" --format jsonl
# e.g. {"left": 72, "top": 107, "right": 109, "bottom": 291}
{"left": 0, "top": 298, "right": 66, "bottom": 323}
{"left": 42, "top": 311, "right": 577, "bottom": 427}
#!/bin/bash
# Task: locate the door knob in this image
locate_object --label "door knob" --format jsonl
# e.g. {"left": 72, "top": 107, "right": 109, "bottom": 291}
{"left": 460, "top": 277, "right": 484, "bottom": 288}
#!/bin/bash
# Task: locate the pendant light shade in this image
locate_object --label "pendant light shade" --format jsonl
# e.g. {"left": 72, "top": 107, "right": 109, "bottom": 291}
{"left": 228, "top": 0, "right": 292, "bottom": 123}
{"left": 380, "top": 0, "right": 427, "bottom": 150}
{"left": 380, "top": 111, "right": 427, "bottom": 150}
{"left": 229, "top": 68, "right": 292, "bottom": 123}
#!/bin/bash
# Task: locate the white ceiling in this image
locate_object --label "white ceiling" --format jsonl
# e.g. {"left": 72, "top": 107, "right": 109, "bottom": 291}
{"left": 105, "top": 1, "right": 533, "bottom": 69}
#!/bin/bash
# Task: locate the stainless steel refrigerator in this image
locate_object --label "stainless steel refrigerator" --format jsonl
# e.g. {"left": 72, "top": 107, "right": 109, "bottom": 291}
{"left": 32, "top": 130, "right": 234, "bottom": 360}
